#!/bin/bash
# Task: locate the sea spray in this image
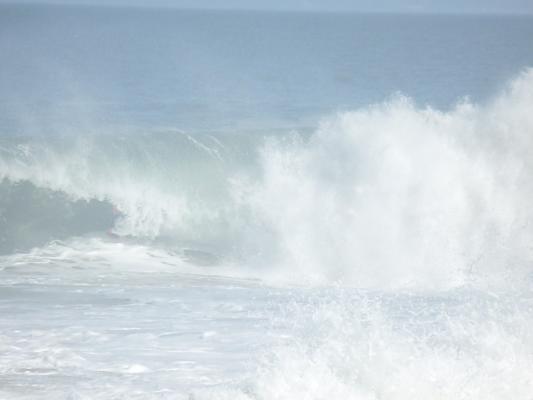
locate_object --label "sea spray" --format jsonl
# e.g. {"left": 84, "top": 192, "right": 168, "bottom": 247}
{"left": 238, "top": 69, "right": 533, "bottom": 289}
{"left": 193, "top": 289, "right": 533, "bottom": 400}
{"left": 1, "top": 70, "right": 533, "bottom": 288}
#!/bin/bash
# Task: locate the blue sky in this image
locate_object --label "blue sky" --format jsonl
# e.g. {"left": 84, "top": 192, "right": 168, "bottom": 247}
{"left": 2, "top": 0, "right": 533, "bottom": 14}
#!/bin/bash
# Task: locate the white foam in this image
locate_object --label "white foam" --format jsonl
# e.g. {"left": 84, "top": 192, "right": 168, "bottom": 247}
{"left": 195, "top": 290, "right": 533, "bottom": 400}
{"left": 238, "top": 68, "right": 533, "bottom": 289}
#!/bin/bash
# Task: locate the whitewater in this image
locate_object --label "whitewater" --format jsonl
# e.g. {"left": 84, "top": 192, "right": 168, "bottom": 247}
{"left": 1, "top": 6, "right": 533, "bottom": 399}
{"left": 1, "top": 69, "right": 532, "bottom": 398}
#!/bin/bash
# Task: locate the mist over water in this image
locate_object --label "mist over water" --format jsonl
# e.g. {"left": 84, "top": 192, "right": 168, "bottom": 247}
{"left": 1, "top": 5, "right": 533, "bottom": 399}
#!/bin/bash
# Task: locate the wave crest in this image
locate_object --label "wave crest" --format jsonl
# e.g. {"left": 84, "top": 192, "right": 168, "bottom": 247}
{"left": 239, "top": 69, "right": 533, "bottom": 289}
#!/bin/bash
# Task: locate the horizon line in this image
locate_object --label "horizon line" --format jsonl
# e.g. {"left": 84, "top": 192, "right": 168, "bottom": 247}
{"left": 1, "top": 1, "right": 532, "bottom": 17}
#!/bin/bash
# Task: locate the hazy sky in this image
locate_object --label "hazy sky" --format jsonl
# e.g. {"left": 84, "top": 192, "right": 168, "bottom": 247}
{"left": 2, "top": 0, "right": 533, "bottom": 14}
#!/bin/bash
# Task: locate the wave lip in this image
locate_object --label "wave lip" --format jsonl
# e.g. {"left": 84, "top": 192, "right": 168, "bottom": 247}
{"left": 0, "top": 131, "right": 244, "bottom": 243}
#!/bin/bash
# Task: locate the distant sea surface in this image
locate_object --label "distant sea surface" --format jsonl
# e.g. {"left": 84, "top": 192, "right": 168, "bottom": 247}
{"left": 1, "top": 6, "right": 533, "bottom": 134}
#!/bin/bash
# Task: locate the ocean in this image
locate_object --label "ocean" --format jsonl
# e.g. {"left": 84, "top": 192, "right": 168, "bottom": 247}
{"left": 1, "top": 4, "right": 533, "bottom": 399}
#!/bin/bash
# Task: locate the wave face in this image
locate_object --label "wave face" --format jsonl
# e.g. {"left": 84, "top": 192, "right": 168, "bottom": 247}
{"left": 2, "top": 69, "right": 533, "bottom": 289}
{"left": 0, "top": 131, "right": 257, "bottom": 251}
{"left": 0, "top": 180, "right": 114, "bottom": 254}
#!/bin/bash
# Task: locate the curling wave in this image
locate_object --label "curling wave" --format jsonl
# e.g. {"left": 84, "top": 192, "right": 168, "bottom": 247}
{"left": 1, "top": 69, "right": 533, "bottom": 289}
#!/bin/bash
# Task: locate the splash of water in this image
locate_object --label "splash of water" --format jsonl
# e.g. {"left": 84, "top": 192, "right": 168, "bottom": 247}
{"left": 1, "top": 69, "right": 533, "bottom": 290}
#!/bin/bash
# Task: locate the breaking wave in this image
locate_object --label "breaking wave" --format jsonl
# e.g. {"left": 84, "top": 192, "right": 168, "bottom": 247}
{"left": 1, "top": 69, "right": 533, "bottom": 289}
